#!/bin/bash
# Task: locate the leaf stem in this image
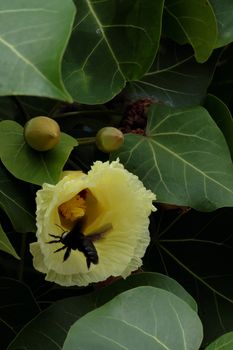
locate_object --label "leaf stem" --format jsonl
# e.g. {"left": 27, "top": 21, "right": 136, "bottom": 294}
{"left": 77, "top": 137, "right": 96, "bottom": 145}
{"left": 54, "top": 110, "right": 117, "bottom": 119}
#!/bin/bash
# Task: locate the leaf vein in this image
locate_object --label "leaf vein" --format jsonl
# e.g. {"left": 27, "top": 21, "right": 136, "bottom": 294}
{"left": 102, "top": 24, "right": 153, "bottom": 44}
{"left": 34, "top": 330, "right": 62, "bottom": 349}
{"left": 0, "top": 8, "right": 57, "bottom": 15}
{"left": 90, "top": 329, "right": 129, "bottom": 350}
{"left": 86, "top": 0, "right": 124, "bottom": 80}
{"left": 139, "top": 80, "right": 199, "bottom": 96}
{"left": 150, "top": 139, "right": 233, "bottom": 195}
{"left": 147, "top": 141, "right": 173, "bottom": 195}
{"left": 97, "top": 315, "right": 170, "bottom": 349}
{"left": 0, "top": 36, "right": 63, "bottom": 96}
{"left": 168, "top": 300, "right": 187, "bottom": 350}
{"left": 0, "top": 190, "right": 34, "bottom": 219}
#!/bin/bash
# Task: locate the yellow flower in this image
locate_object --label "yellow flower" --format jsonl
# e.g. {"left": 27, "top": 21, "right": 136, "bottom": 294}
{"left": 30, "top": 159, "right": 156, "bottom": 286}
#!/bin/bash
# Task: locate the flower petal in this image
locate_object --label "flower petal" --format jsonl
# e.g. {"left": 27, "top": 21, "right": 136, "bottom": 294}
{"left": 30, "top": 159, "right": 156, "bottom": 286}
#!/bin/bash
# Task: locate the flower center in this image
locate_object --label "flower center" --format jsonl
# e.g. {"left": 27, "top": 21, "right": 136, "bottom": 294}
{"left": 58, "top": 190, "right": 87, "bottom": 228}
{"left": 58, "top": 189, "right": 106, "bottom": 234}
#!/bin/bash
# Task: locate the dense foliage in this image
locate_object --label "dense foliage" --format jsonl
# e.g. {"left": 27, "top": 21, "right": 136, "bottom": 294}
{"left": 0, "top": 1, "right": 233, "bottom": 349}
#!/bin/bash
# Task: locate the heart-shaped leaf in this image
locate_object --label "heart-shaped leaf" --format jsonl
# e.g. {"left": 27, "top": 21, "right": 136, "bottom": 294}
{"left": 0, "top": 0, "right": 75, "bottom": 101}
{"left": 0, "top": 224, "right": 20, "bottom": 259}
{"left": 163, "top": 0, "right": 217, "bottom": 63}
{"left": 63, "top": 286, "right": 203, "bottom": 350}
{"left": 205, "top": 331, "right": 233, "bottom": 349}
{"left": 0, "top": 164, "right": 36, "bottom": 233}
{"left": 112, "top": 104, "right": 233, "bottom": 211}
{"left": 0, "top": 120, "right": 78, "bottom": 186}
{"left": 124, "top": 40, "right": 217, "bottom": 108}
{"left": 209, "top": 0, "right": 233, "bottom": 48}
{"left": 63, "top": 0, "right": 164, "bottom": 104}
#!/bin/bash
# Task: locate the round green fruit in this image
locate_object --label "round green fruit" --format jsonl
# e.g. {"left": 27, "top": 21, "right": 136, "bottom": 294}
{"left": 96, "top": 127, "right": 124, "bottom": 153}
{"left": 24, "top": 116, "right": 61, "bottom": 151}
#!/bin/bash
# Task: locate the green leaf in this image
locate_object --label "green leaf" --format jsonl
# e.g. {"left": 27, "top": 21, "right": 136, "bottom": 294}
{"left": 0, "top": 224, "right": 19, "bottom": 259}
{"left": 209, "top": 45, "right": 233, "bottom": 106}
{"left": 111, "top": 104, "right": 233, "bottom": 211}
{"left": 96, "top": 272, "right": 197, "bottom": 312}
{"left": 209, "top": 0, "right": 233, "bottom": 47}
{"left": 205, "top": 331, "right": 233, "bottom": 349}
{"left": 153, "top": 208, "right": 233, "bottom": 345}
{"left": 0, "top": 163, "right": 36, "bottom": 233}
{"left": 163, "top": 0, "right": 217, "bottom": 63}
{"left": 6, "top": 273, "right": 197, "bottom": 350}
{"left": 63, "top": 0, "right": 164, "bottom": 104}
{"left": 0, "top": 120, "right": 78, "bottom": 186}
{"left": 0, "top": 321, "right": 15, "bottom": 350}
{"left": 63, "top": 286, "right": 203, "bottom": 350}
{"left": 197, "top": 276, "right": 233, "bottom": 345}
{"left": 0, "top": 278, "right": 40, "bottom": 349}
{"left": 149, "top": 208, "right": 233, "bottom": 346}
{"left": 0, "top": 0, "right": 75, "bottom": 101}
{"left": 159, "top": 245, "right": 233, "bottom": 346}
{"left": 204, "top": 94, "right": 233, "bottom": 160}
{"left": 7, "top": 293, "right": 96, "bottom": 350}
{"left": 124, "top": 40, "right": 217, "bottom": 108}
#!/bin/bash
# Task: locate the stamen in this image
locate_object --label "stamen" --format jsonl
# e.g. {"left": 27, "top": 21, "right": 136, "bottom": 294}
{"left": 59, "top": 193, "right": 87, "bottom": 222}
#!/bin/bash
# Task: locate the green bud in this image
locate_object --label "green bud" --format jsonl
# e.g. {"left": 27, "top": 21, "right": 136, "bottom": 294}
{"left": 96, "top": 127, "right": 124, "bottom": 153}
{"left": 24, "top": 116, "right": 61, "bottom": 151}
